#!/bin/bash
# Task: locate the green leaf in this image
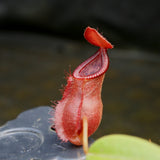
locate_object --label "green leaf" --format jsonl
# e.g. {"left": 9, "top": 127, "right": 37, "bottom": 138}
{"left": 86, "top": 134, "right": 160, "bottom": 160}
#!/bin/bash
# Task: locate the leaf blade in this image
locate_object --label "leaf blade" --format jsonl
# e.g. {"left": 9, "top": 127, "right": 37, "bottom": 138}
{"left": 87, "top": 134, "right": 160, "bottom": 160}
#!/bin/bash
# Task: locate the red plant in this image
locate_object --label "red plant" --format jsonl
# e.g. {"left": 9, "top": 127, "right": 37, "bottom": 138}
{"left": 52, "top": 26, "right": 113, "bottom": 153}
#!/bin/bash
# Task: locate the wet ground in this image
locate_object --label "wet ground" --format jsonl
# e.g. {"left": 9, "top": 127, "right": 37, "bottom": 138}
{"left": 0, "top": 32, "right": 160, "bottom": 144}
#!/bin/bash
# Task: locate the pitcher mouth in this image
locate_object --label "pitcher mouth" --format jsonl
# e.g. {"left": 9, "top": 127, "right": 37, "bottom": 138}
{"left": 73, "top": 48, "right": 109, "bottom": 80}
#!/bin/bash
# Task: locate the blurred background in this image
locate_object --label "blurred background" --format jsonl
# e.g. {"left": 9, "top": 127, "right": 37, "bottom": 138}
{"left": 0, "top": 0, "right": 160, "bottom": 144}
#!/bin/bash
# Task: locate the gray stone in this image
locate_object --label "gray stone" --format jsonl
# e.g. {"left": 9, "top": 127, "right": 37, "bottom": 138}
{"left": 0, "top": 106, "right": 93, "bottom": 160}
